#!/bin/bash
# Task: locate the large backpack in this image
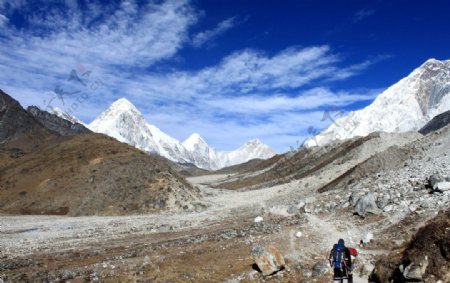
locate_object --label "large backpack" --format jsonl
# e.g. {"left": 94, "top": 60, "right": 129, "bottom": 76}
{"left": 332, "top": 243, "right": 345, "bottom": 269}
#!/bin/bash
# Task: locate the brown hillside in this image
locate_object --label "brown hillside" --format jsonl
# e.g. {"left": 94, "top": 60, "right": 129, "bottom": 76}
{"left": 0, "top": 134, "right": 199, "bottom": 216}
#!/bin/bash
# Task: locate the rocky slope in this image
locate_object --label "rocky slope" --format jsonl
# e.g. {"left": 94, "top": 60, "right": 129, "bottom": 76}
{"left": 371, "top": 209, "right": 450, "bottom": 282}
{"left": 212, "top": 131, "right": 421, "bottom": 190}
{"left": 89, "top": 98, "right": 276, "bottom": 170}
{"left": 0, "top": 90, "right": 56, "bottom": 150}
{"left": 306, "top": 58, "right": 450, "bottom": 147}
{"left": 27, "top": 106, "right": 92, "bottom": 136}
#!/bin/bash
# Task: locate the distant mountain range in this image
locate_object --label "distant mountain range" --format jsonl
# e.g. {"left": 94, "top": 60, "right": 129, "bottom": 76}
{"left": 306, "top": 58, "right": 450, "bottom": 147}
{"left": 87, "top": 98, "right": 276, "bottom": 170}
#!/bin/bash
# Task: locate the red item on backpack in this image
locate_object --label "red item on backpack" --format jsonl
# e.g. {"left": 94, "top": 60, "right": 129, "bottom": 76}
{"left": 349, "top": 247, "right": 358, "bottom": 257}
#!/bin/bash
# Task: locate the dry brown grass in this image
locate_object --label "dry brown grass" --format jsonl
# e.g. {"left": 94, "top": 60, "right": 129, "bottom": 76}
{"left": 0, "top": 133, "right": 198, "bottom": 216}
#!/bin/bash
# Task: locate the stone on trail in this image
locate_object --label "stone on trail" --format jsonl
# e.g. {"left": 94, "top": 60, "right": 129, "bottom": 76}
{"left": 295, "top": 231, "right": 302, "bottom": 238}
{"left": 254, "top": 216, "right": 264, "bottom": 223}
{"left": 251, "top": 245, "right": 285, "bottom": 276}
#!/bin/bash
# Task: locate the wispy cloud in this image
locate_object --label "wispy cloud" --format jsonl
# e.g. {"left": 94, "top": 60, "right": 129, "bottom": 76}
{"left": 353, "top": 8, "right": 376, "bottom": 22}
{"left": 191, "top": 16, "right": 242, "bottom": 48}
{"left": 0, "top": 0, "right": 384, "bottom": 152}
{"left": 0, "top": 13, "right": 7, "bottom": 27}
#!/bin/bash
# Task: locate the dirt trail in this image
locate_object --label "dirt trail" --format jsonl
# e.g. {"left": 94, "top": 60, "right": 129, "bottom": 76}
{"left": 305, "top": 214, "right": 363, "bottom": 282}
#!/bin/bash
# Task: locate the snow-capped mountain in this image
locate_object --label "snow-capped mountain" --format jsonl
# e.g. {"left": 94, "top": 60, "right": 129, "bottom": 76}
{"left": 182, "top": 133, "right": 222, "bottom": 169}
{"left": 306, "top": 58, "right": 450, "bottom": 147}
{"left": 182, "top": 134, "right": 276, "bottom": 170}
{"left": 225, "top": 139, "right": 276, "bottom": 167}
{"left": 88, "top": 98, "right": 193, "bottom": 163}
{"left": 88, "top": 98, "right": 276, "bottom": 169}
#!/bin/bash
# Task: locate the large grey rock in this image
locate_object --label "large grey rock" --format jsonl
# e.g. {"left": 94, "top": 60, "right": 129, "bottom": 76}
{"left": 354, "top": 193, "right": 381, "bottom": 217}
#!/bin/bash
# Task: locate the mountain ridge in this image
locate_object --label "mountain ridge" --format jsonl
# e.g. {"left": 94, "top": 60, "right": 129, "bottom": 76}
{"left": 88, "top": 98, "right": 276, "bottom": 170}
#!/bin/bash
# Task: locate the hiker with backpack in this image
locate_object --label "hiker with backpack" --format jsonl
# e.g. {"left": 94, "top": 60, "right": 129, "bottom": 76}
{"left": 329, "top": 239, "right": 354, "bottom": 283}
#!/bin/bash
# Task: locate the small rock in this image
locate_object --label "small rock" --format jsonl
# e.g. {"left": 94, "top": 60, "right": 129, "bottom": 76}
{"left": 362, "top": 231, "right": 374, "bottom": 243}
{"left": 142, "top": 255, "right": 151, "bottom": 266}
{"left": 376, "top": 194, "right": 391, "bottom": 209}
{"left": 383, "top": 204, "right": 394, "bottom": 212}
{"left": 251, "top": 245, "right": 285, "bottom": 276}
{"left": 302, "top": 268, "right": 313, "bottom": 277}
{"left": 295, "top": 231, "right": 303, "bottom": 238}
{"left": 403, "top": 256, "right": 428, "bottom": 280}
{"left": 312, "top": 260, "right": 329, "bottom": 278}
{"left": 254, "top": 216, "right": 264, "bottom": 223}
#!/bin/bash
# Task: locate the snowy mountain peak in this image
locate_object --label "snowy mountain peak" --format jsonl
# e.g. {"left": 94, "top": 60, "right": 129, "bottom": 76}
{"left": 305, "top": 58, "right": 450, "bottom": 147}
{"left": 183, "top": 133, "right": 208, "bottom": 150}
{"left": 108, "top": 98, "right": 140, "bottom": 113}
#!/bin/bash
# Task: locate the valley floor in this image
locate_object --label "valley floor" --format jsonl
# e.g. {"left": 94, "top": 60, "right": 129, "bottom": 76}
{"left": 1, "top": 172, "right": 445, "bottom": 282}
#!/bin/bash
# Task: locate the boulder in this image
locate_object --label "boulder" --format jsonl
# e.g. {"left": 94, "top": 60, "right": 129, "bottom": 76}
{"left": 251, "top": 245, "right": 285, "bottom": 276}
{"left": 354, "top": 193, "right": 380, "bottom": 217}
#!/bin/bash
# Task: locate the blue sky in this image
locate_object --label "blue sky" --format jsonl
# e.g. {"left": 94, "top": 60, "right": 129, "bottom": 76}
{"left": 1, "top": 0, "right": 449, "bottom": 152}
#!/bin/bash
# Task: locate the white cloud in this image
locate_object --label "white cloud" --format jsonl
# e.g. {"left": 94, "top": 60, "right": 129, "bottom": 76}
{"left": 0, "top": 0, "right": 384, "bottom": 152}
{"left": 203, "top": 88, "right": 379, "bottom": 114}
{"left": 192, "top": 16, "right": 241, "bottom": 47}
{"left": 0, "top": 0, "right": 196, "bottom": 67}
